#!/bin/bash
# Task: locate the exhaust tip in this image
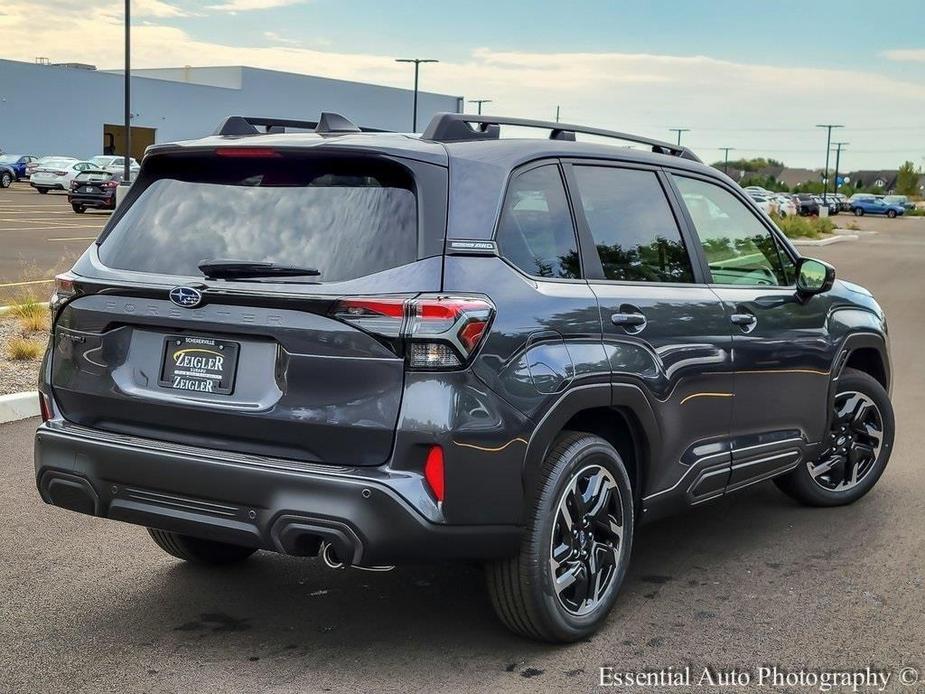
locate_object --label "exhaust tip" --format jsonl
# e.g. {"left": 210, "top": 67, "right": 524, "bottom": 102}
{"left": 320, "top": 541, "right": 346, "bottom": 569}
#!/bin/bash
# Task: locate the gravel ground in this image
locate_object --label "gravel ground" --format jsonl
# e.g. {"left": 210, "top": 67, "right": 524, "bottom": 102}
{"left": 0, "top": 316, "right": 44, "bottom": 395}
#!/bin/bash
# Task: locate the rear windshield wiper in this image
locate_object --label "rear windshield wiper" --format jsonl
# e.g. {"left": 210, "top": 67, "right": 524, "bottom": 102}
{"left": 198, "top": 259, "right": 321, "bottom": 280}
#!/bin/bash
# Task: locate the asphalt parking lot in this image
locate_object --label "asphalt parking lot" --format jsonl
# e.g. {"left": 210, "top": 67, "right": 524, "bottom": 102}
{"left": 0, "top": 183, "right": 108, "bottom": 305}
{"left": 1, "top": 212, "right": 924, "bottom": 693}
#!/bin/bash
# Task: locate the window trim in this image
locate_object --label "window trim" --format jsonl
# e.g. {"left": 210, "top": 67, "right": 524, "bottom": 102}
{"left": 561, "top": 159, "right": 709, "bottom": 287}
{"left": 664, "top": 169, "right": 800, "bottom": 290}
{"left": 492, "top": 159, "right": 586, "bottom": 283}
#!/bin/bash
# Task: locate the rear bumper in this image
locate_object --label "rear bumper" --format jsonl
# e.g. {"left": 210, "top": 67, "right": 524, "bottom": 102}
{"left": 34, "top": 422, "right": 521, "bottom": 565}
{"left": 68, "top": 194, "right": 115, "bottom": 208}
{"left": 31, "top": 182, "right": 63, "bottom": 190}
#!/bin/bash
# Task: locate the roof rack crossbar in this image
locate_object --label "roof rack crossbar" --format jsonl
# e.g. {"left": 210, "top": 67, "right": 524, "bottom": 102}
{"left": 213, "top": 113, "right": 390, "bottom": 137}
{"left": 422, "top": 113, "right": 701, "bottom": 162}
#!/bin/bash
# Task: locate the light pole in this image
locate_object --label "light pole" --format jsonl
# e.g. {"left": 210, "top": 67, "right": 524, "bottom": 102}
{"left": 555, "top": 105, "right": 560, "bottom": 123}
{"left": 123, "top": 0, "right": 131, "bottom": 183}
{"left": 669, "top": 128, "right": 690, "bottom": 146}
{"left": 468, "top": 99, "right": 492, "bottom": 115}
{"left": 816, "top": 124, "right": 843, "bottom": 204}
{"left": 395, "top": 58, "right": 439, "bottom": 132}
{"left": 720, "top": 147, "right": 735, "bottom": 175}
{"left": 832, "top": 141, "right": 848, "bottom": 196}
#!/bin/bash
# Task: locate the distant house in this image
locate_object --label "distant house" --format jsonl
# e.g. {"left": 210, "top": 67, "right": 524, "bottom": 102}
{"left": 846, "top": 170, "right": 899, "bottom": 192}
{"left": 776, "top": 168, "right": 820, "bottom": 188}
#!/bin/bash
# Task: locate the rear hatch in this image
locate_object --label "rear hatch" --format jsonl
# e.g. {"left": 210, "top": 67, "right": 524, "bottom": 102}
{"left": 50, "top": 144, "right": 448, "bottom": 466}
{"left": 71, "top": 170, "right": 117, "bottom": 197}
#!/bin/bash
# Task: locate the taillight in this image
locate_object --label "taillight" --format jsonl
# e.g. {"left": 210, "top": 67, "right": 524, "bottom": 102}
{"left": 424, "top": 445, "right": 445, "bottom": 502}
{"left": 103, "top": 180, "right": 119, "bottom": 188}
{"left": 39, "top": 392, "right": 52, "bottom": 422}
{"left": 330, "top": 294, "right": 494, "bottom": 370}
{"left": 50, "top": 272, "right": 77, "bottom": 319}
{"left": 51, "top": 170, "right": 66, "bottom": 176}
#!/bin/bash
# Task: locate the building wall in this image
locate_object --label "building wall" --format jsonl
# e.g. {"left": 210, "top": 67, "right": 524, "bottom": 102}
{"left": 0, "top": 59, "right": 462, "bottom": 159}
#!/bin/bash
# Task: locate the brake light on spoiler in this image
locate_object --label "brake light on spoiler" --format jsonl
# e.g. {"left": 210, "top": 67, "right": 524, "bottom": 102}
{"left": 330, "top": 295, "right": 493, "bottom": 370}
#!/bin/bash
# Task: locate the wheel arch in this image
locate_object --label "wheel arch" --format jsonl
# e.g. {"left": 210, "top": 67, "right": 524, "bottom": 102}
{"left": 522, "top": 383, "right": 660, "bottom": 515}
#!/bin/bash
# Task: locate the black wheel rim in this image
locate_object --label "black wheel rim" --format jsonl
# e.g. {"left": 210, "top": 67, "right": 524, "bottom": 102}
{"left": 549, "top": 463, "right": 624, "bottom": 616}
{"left": 807, "top": 390, "right": 883, "bottom": 491}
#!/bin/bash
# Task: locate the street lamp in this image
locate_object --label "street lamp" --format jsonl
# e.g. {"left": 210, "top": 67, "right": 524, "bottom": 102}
{"left": 832, "top": 142, "right": 848, "bottom": 197}
{"left": 123, "top": 0, "right": 131, "bottom": 183}
{"left": 468, "top": 99, "right": 492, "bottom": 115}
{"left": 720, "top": 147, "right": 735, "bottom": 175}
{"left": 395, "top": 58, "right": 439, "bottom": 132}
{"left": 669, "top": 128, "right": 690, "bottom": 146}
{"left": 816, "top": 124, "right": 844, "bottom": 205}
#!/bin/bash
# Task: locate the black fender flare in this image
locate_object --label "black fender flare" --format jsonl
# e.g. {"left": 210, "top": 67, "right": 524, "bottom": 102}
{"left": 521, "top": 381, "right": 661, "bottom": 510}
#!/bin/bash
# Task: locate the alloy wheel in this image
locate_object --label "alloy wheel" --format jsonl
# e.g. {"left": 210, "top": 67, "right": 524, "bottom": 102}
{"left": 807, "top": 391, "right": 883, "bottom": 492}
{"left": 549, "top": 464, "right": 624, "bottom": 616}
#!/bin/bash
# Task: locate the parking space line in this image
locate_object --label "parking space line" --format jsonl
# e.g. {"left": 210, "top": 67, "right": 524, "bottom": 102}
{"left": 0, "top": 278, "right": 55, "bottom": 289}
{"left": 0, "top": 225, "right": 105, "bottom": 232}
{"left": 47, "top": 237, "right": 97, "bottom": 242}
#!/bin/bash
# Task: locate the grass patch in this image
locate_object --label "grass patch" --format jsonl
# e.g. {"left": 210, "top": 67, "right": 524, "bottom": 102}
{"left": 7, "top": 336, "right": 42, "bottom": 361}
{"left": 6, "top": 296, "right": 49, "bottom": 334}
{"left": 771, "top": 213, "right": 836, "bottom": 239}
{"left": 906, "top": 208, "right": 925, "bottom": 216}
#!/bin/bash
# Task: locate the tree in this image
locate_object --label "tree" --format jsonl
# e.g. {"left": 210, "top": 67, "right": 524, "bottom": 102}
{"left": 896, "top": 161, "right": 919, "bottom": 196}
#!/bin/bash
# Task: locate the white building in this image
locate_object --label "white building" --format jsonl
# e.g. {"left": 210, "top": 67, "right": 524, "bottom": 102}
{"left": 0, "top": 59, "right": 463, "bottom": 160}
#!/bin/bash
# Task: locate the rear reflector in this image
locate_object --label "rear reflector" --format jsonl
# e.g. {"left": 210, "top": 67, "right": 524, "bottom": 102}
{"left": 39, "top": 392, "right": 52, "bottom": 422}
{"left": 424, "top": 445, "right": 445, "bottom": 502}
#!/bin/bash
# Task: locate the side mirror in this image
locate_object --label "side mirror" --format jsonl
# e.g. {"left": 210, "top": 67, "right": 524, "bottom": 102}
{"left": 796, "top": 257, "right": 835, "bottom": 296}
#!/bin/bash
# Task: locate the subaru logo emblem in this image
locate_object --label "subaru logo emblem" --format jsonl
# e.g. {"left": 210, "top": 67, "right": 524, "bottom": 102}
{"left": 169, "top": 286, "right": 202, "bottom": 308}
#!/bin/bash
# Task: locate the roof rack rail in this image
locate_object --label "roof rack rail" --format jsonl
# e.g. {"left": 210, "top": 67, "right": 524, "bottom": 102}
{"left": 213, "top": 112, "right": 390, "bottom": 137}
{"left": 421, "top": 113, "right": 701, "bottom": 162}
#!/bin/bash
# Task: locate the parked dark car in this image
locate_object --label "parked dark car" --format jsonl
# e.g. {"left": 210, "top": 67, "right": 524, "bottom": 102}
{"left": 796, "top": 193, "right": 820, "bottom": 216}
{"left": 68, "top": 169, "right": 122, "bottom": 213}
{"left": 35, "top": 112, "right": 895, "bottom": 643}
{"left": 0, "top": 153, "right": 39, "bottom": 180}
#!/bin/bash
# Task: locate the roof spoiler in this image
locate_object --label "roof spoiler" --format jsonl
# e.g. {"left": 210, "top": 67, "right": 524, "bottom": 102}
{"left": 213, "top": 112, "right": 390, "bottom": 136}
{"left": 421, "top": 113, "right": 701, "bottom": 162}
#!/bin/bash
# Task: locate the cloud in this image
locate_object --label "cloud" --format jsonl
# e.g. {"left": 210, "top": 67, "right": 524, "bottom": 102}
{"left": 206, "top": 0, "right": 308, "bottom": 11}
{"left": 881, "top": 48, "right": 925, "bottom": 62}
{"left": 1, "top": 1, "right": 923, "bottom": 167}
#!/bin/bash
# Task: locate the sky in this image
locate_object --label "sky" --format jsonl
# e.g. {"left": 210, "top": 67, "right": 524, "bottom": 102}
{"left": 1, "top": 0, "right": 924, "bottom": 170}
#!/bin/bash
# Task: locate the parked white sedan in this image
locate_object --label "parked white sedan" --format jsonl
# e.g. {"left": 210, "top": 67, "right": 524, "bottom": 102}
{"left": 775, "top": 195, "right": 798, "bottom": 217}
{"left": 91, "top": 155, "right": 140, "bottom": 177}
{"left": 30, "top": 159, "right": 95, "bottom": 193}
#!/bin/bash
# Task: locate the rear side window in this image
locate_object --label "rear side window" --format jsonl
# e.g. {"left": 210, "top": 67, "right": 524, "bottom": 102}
{"left": 572, "top": 166, "right": 694, "bottom": 283}
{"left": 98, "top": 156, "right": 418, "bottom": 283}
{"left": 497, "top": 165, "right": 581, "bottom": 279}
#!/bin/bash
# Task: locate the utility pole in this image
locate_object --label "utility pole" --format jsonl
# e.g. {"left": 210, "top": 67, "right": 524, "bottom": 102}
{"left": 720, "top": 147, "right": 735, "bottom": 175}
{"left": 816, "top": 123, "right": 844, "bottom": 204}
{"left": 468, "top": 99, "right": 492, "bottom": 115}
{"left": 395, "top": 58, "right": 439, "bottom": 132}
{"left": 831, "top": 142, "right": 848, "bottom": 196}
{"left": 669, "top": 128, "right": 690, "bottom": 146}
{"left": 123, "top": 0, "right": 131, "bottom": 183}
{"left": 555, "top": 105, "right": 560, "bottom": 123}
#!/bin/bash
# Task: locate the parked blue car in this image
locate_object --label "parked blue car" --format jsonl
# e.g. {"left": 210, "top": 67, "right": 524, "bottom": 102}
{"left": 0, "top": 154, "right": 39, "bottom": 180}
{"left": 849, "top": 194, "right": 905, "bottom": 218}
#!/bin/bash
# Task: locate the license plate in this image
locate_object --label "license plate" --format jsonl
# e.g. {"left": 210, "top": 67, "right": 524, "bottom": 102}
{"left": 159, "top": 336, "right": 239, "bottom": 395}
{"left": 81, "top": 186, "right": 94, "bottom": 193}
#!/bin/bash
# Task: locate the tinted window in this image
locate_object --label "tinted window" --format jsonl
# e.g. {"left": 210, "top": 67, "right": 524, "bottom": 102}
{"left": 99, "top": 157, "right": 418, "bottom": 283}
{"left": 497, "top": 165, "right": 580, "bottom": 279}
{"left": 674, "top": 176, "right": 795, "bottom": 286}
{"left": 573, "top": 166, "right": 693, "bottom": 283}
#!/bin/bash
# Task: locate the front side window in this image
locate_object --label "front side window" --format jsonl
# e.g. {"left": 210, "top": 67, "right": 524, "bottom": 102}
{"left": 497, "top": 165, "right": 581, "bottom": 279}
{"left": 573, "top": 166, "right": 694, "bottom": 283}
{"left": 673, "top": 175, "right": 795, "bottom": 286}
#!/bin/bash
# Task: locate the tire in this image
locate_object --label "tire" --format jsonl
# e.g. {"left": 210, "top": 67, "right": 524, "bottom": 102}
{"left": 854, "top": 207, "right": 864, "bottom": 216}
{"left": 485, "top": 432, "right": 634, "bottom": 642}
{"left": 37, "top": 187, "right": 48, "bottom": 194}
{"left": 147, "top": 528, "right": 257, "bottom": 565}
{"left": 887, "top": 210, "right": 897, "bottom": 219}
{"left": 0, "top": 172, "right": 11, "bottom": 188}
{"left": 774, "top": 369, "right": 894, "bottom": 507}
{"left": 71, "top": 204, "right": 85, "bottom": 214}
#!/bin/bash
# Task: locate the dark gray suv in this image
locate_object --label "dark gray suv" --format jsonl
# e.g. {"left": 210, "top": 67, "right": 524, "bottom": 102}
{"left": 34, "top": 112, "right": 894, "bottom": 642}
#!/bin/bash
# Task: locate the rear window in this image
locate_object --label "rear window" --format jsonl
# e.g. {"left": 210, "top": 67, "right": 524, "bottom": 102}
{"left": 75, "top": 171, "right": 114, "bottom": 182}
{"left": 98, "top": 155, "right": 418, "bottom": 283}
